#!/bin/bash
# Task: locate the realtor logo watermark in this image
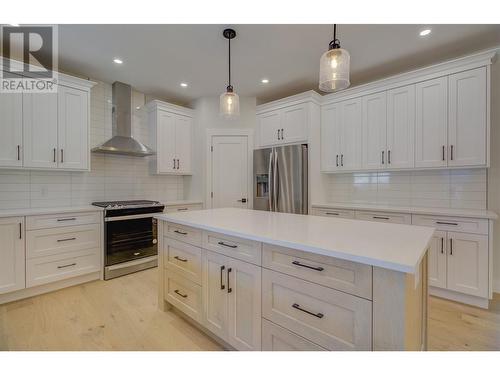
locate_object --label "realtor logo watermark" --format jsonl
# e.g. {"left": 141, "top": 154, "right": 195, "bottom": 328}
{"left": 1, "top": 25, "right": 58, "bottom": 93}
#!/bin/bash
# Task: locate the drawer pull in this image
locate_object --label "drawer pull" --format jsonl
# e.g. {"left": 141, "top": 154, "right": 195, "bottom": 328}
{"left": 174, "top": 255, "right": 188, "bottom": 262}
{"left": 220, "top": 265, "right": 225, "bottom": 290}
{"left": 325, "top": 212, "right": 339, "bottom": 216}
{"left": 227, "top": 267, "right": 232, "bottom": 293}
{"left": 436, "top": 221, "right": 458, "bottom": 226}
{"left": 177, "top": 208, "right": 188, "bottom": 211}
{"left": 174, "top": 289, "right": 188, "bottom": 298}
{"left": 57, "top": 218, "right": 76, "bottom": 222}
{"left": 292, "top": 260, "right": 324, "bottom": 272}
{"left": 57, "top": 263, "right": 76, "bottom": 269}
{"left": 57, "top": 237, "right": 76, "bottom": 242}
{"left": 373, "top": 216, "right": 390, "bottom": 220}
{"left": 292, "top": 303, "right": 324, "bottom": 319}
{"left": 174, "top": 230, "right": 188, "bottom": 235}
{"left": 218, "top": 241, "right": 237, "bottom": 248}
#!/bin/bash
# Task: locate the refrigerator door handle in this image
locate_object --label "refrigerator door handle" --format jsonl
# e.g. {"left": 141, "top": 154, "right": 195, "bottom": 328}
{"left": 268, "top": 150, "right": 274, "bottom": 211}
{"left": 273, "top": 148, "right": 279, "bottom": 212}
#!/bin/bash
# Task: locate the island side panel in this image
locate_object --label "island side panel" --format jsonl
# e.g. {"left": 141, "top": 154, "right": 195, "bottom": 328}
{"left": 372, "top": 252, "right": 428, "bottom": 350}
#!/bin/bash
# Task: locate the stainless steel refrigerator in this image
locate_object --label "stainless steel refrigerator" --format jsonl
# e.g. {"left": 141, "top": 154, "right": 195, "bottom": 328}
{"left": 253, "top": 144, "right": 308, "bottom": 214}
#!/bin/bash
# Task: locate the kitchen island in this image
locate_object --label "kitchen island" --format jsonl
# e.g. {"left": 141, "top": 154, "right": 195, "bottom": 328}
{"left": 155, "top": 208, "right": 434, "bottom": 351}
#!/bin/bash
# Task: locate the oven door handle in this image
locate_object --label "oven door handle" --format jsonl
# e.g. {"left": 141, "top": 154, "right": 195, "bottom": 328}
{"left": 105, "top": 213, "right": 158, "bottom": 222}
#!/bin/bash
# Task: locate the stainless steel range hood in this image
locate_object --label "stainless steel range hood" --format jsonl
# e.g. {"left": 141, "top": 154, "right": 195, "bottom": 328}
{"left": 91, "top": 82, "right": 155, "bottom": 157}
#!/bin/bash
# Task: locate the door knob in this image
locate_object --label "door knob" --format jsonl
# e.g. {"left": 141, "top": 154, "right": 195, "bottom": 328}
{"left": 237, "top": 198, "right": 247, "bottom": 203}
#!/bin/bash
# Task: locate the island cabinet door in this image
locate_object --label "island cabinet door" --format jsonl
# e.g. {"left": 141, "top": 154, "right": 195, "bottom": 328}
{"left": 227, "top": 257, "right": 262, "bottom": 351}
{"left": 202, "top": 250, "right": 229, "bottom": 341}
{"left": 427, "top": 230, "right": 447, "bottom": 289}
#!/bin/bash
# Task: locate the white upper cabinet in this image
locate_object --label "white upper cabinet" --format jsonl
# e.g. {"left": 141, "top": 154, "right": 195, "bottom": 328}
{"left": 57, "top": 86, "right": 89, "bottom": 170}
{"left": 339, "top": 98, "right": 362, "bottom": 171}
{"left": 362, "top": 92, "right": 387, "bottom": 170}
{"left": 0, "top": 217, "right": 25, "bottom": 295}
{"left": 448, "top": 67, "right": 487, "bottom": 167}
{"left": 280, "top": 104, "right": 308, "bottom": 144}
{"left": 415, "top": 76, "right": 448, "bottom": 168}
{"left": 259, "top": 111, "right": 281, "bottom": 147}
{"left": 23, "top": 92, "right": 59, "bottom": 169}
{"left": 320, "top": 103, "right": 341, "bottom": 172}
{"left": 148, "top": 100, "right": 193, "bottom": 175}
{"left": 386, "top": 84, "right": 415, "bottom": 169}
{"left": 0, "top": 93, "right": 23, "bottom": 167}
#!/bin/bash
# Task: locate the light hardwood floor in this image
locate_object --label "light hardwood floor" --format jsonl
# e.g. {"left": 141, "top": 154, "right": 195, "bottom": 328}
{"left": 1, "top": 268, "right": 499, "bottom": 350}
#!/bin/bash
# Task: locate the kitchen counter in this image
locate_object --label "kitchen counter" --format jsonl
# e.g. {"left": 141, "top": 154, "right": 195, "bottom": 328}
{"left": 156, "top": 207, "right": 434, "bottom": 273}
{"left": 162, "top": 200, "right": 203, "bottom": 206}
{"left": 312, "top": 202, "right": 498, "bottom": 220}
{"left": 0, "top": 205, "right": 103, "bottom": 218}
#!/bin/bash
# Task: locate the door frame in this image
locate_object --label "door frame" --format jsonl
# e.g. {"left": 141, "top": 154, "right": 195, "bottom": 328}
{"left": 206, "top": 129, "right": 254, "bottom": 209}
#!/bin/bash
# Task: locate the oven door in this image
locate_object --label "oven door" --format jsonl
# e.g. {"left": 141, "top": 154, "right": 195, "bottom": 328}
{"left": 105, "top": 215, "right": 158, "bottom": 266}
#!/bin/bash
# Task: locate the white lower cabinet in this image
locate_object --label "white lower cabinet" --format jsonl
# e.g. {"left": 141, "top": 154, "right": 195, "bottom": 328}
{"left": 262, "top": 319, "right": 326, "bottom": 351}
{"left": 202, "top": 249, "right": 262, "bottom": 350}
{"left": 0, "top": 217, "right": 25, "bottom": 294}
{"left": 427, "top": 230, "right": 447, "bottom": 289}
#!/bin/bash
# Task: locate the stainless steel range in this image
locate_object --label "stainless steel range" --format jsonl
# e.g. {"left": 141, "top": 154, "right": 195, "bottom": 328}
{"left": 92, "top": 200, "right": 165, "bottom": 280}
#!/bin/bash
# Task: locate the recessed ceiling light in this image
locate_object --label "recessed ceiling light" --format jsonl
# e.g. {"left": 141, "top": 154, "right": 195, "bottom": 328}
{"left": 419, "top": 29, "right": 431, "bottom": 37}
{"left": 180, "top": 82, "right": 188, "bottom": 87}
{"left": 113, "top": 58, "right": 123, "bottom": 64}
{"left": 261, "top": 79, "right": 269, "bottom": 84}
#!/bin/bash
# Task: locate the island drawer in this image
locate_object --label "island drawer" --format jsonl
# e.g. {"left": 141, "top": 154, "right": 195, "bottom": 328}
{"left": 26, "top": 211, "right": 101, "bottom": 230}
{"left": 26, "top": 224, "right": 100, "bottom": 259}
{"left": 354, "top": 210, "right": 411, "bottom": 224}
{"left": 165, "top": 204, "right": 203, "bottom": 213}
{"left": 262, "top": 319, "right": 326, "bottom": 351}
{"left": 312, "top": 208, "right": 355, "bottom": 219}
{"left": 202, "top": 231, "right": 261, "bottom": 266}
{"left": 262, "top": 244, "right": 372, "bottom": 299}
{"left": 164, "top": 222, "right": 202, "bottom": 246}
{"left": 262, "top": 269, "right": 372, "bottom": 351}
{"left": 412, "top": 215, "right": 488, "bottom": 235}
{"left": 164, "top": 237, "right": 202, "bottom": 283}
{"left": 26, "top": 249, "right": 100, "bottom": 288}
{"left": 164, "top": 269, "right": 202, "bottom": 323}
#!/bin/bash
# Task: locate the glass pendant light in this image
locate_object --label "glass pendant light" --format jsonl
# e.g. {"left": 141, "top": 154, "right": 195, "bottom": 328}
{"left": 220, "top": 28, "right": 240, "bottom": 118}
{"left": 319, "top": 24, "right": 351, "bottom": 92}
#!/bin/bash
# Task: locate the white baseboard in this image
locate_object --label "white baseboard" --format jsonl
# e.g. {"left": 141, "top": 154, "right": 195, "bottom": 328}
{"left": 429, "top": 286, "right": 489, "bottom": 309}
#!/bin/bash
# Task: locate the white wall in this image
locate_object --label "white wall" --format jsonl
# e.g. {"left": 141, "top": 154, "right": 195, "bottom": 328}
{"left": 185, "top": 96, "right": 256, "bottom": 205}
{"left": 0, "top": 81, "right": 184, "bottom": 209}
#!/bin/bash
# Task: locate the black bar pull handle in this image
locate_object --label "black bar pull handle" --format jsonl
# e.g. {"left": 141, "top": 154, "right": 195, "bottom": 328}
{"left": 19, "top": 222, "right": 22, "bottom": 239}
{"left": 57, "top": 237, "right": 76, "bottom": 242}
{"left": 292, "top": 303, "right": 324, "bottom": 319}
{"left": 450, "top": 238, "right": 453, "bottom": 255}
{"left": 227, "top": 267, "right": 232, "bottom": 293}
{"left": 57, "top": 217, "right": 76, "bottom": 222}
{"left": 218, "top": 241, "right": 237, "bottom": 248}
{"left": 441, "top": 237, "right": 444, "bottom": 254}
{"left": 57, "top": 263, "right": 76, "bottom": 269}
{"left": 174, "top": 289, "right": 188, "bottom": 298}
{"left": 292, "top": 260, "right": 324, "bottom": 272}
{"left": 17, "top": 145, "right": 20, "bottom": 161}
{"left": 373, "top": 216, "right": 390, "bottom": 220}
{"left": 174, "top": 229, "right": 188, "bottom": 235}
{"left": 450, "top": 145, "right": 454, "bottom": 161}
{"left": 336, "top": 155, "right": 339, "bottom": 167}
{"left": 174, "top": 255, "right": 188, "bottom": 262}
{"left": 436, "top": 221, "right": 458, "bottom": 226}
{"left": 220, "top": 265, "right": 225, "bottom": 290}
{"left": 325, "top": 212, "right": 339, "bottom": 216}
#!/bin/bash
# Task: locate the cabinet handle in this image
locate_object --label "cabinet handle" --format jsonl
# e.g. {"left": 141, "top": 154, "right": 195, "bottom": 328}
{"left": 381, "top": 150, "right": 385, "bottom": 165}
{"left": 53, "top": 148, "right": 56, "bottom": 163}
{"left": 442, "top": 145, "right": 445, "bottom": 161}
{"left": 436, "top": 221, "right": 458, "bottom": 226}
{"left": 17, "top": 145, "right": 20, "bottom": 161}
{"left": 57, "top": 237, "right": 76, "bottom": 242}
{"left": 388, "top": 150, "right": 391, "bottom": 164}
{"left": 19, "top": 222, "right": 22, "bottom": 239}
{"left": 292, "top": 303, "right": 324, "bottom": 319}
{"left": 220, "top": 265, "right": 225, "bottom": 290}
{"left": 341, "top": 154, "right": 344, "bottom": 167}
{"left": 441, "top": 237, "right": 444, "bottom": 254}
{"left": 173, "top": 229, "right": 187, "bottom": 235}
{"left": 57, "top": 218, "right": 76, "bottom": 222}
{"left": 177, "top": 159, "right": 180, "bottom": 169}
{"left": 277, "top": 129, "right": 280, "bottom": 140}
{"left": 174, "top": 289, "right": 188, "bottom": 298}
{"left": 450, "top": 145, "right": 454, "bottom": 161}
{"left": 174, "top": 255, "right": 188, "bottom": 262}
{"left": 61, "top": 149, "right": 64, "bottom": 163}
{"left": 281, "top": 128, "right": 284, "bottom": 140}
{"left": 292, "top": 260, "right": 324, "bottom": 272}
{"left": 227, "top": 267, "right": 232, "bottom": 293}
{"left": 325, "top": 212, "right": 339, "bottom": 216}
{"left": 450, "top": 238, "right": 453, "bottom": 255}
{"left": 173, "top": 158, "right": 176, "bottom": 169}
{"left": 218, "top": 241, "right": 237, "bottom": 248}
{"left": 373, "top": 216, "right": 390, "bottom": 220}
{"left": 57, "top": 263, "right": 76, "bottom": 269}
{"left": 177, "top": 208, "right": 188, "bottom": 211}
{"left": 336, "top": 155, "right": 339, "bottom": 167}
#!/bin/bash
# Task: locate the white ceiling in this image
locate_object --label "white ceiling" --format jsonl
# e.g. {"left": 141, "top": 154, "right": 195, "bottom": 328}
{"left": 56, "top": 24, "right": 500, "bottom": 106}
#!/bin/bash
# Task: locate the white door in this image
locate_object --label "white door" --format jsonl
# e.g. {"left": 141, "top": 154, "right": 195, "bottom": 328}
{"left": 0, "top": 93, "right": 23, "bottom": 167}
{"left": 415, "top": 77, "right": 448, "bottom": 168}
{"left": 23, "top": 92, "right": 58, "bottom": 168}
{"left": 211, "top": 135, "right": 248, "bottom": 208}
{"left": 340, "top": 98, "right": 362, "bottom": 170}
{"left": 0, "top": 217, "right": 25, "bottom": 294}
{"left": 175, "top": 115, "right": 192, "bottom": 174}
{"left": 447, "top": 232, "right": 488, "bottom": 298}
{"left": 427, "top": 230, "right": 447, "bottom": 289}
{"left": 157, "top": 111, "right": 176, "bottom": 173}
{"left": 259, "top": 111, "right": 281, "bottom": 147}
{"left": 387, "top": 84, "right": 415, "bottom": 169}
{"left": 227, "top": 258, "right": 262, "bottom": 351}
{"left": 448, "top": 67, "right": 487, "bottom": 167}
{"left": 57, "top": 86, "right": 89, "bottom": 170}
{"left": 281, "top": 104, "right": 307, "bottom": 144}
{"left": 320, "top": 103, "right": 341, "bottom": 171}
{"left": 202, "top": 250, "right": 229, "bottom": 340}
{"left": 362, "top": 92, "right": 387, "bottom": 170}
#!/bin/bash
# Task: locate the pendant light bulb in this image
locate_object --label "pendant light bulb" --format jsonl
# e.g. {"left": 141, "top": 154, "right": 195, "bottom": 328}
{"left": 220, "top": 29, "right": 240, "bottom": 118}
{"left": 319, "top": 24, "right": 351, "bottom": 92}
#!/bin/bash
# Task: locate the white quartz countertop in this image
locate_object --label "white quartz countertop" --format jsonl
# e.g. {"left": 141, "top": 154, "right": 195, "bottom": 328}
{"left": 156, "top": 208, "right": 435, "bottom": 274}
{"left": 312, "top": 202, "right": 498, "bottom": 220}
{"left": 163, "top": 200, "right": 203, "bottom": 206}
{"left": 0, "top": 205, "right": 103, "bottom": 218}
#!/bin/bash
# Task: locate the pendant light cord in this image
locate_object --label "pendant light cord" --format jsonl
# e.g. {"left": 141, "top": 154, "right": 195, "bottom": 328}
{"left": 228, "top": 37, "right": 231, "bottom": 88}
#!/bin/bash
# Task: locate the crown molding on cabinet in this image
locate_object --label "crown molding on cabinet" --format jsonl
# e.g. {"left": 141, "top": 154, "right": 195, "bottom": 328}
{"left": 257, "top": 90, "right": 322, "bottom": 114}
{"left": 146, "top": 99, "right": 194, "bottom": 117}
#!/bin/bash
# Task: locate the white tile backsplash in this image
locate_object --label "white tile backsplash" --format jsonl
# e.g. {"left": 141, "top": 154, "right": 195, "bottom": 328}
{"left": 327, "top": 169, "right": 487, "bottom": 210}
{"left": 0, "top": 81, "right": 184, "bottom": 210}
